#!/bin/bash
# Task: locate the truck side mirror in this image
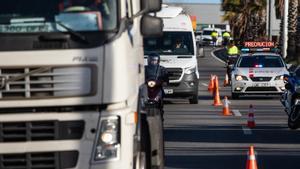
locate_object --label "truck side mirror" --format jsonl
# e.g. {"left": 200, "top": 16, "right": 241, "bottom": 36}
{"left": 141, "top": 0, "right": 162, "bottom": 13}
{"left": 141, "top": 15, "right": 163, "bottom": 38}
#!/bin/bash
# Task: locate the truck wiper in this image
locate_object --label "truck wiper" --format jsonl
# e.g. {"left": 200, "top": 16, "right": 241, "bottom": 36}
{"left": 55, "top": 21, "right": 89, "bottom": 44}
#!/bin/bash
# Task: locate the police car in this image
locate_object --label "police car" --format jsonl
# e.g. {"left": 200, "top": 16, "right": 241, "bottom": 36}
{"left": 231, "top": 42, "right": 289, "bottom": 99}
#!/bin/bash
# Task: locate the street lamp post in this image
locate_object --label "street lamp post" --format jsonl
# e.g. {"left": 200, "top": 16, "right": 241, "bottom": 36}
{"left": 283, "top": 0, "right": 289, "bottom": 59}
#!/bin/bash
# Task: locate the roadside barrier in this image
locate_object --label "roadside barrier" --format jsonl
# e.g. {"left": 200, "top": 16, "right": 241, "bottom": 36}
{"left": 247, "top": 105, "right": 256, "bottom": 128}
{"left": 246, "top": 146, "right": 258, "bottom": 169}
{"left": 213, "top": 76, "right": 222, "bottom": 106}
{"left": 222, "top": 96, "right": 232, "bottom": 116}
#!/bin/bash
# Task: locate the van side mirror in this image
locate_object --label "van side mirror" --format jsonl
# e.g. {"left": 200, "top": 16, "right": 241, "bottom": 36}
{"left": 141, "top": 15, "right": 163, "bottom": 37}
{"left": 141, "top": 0, "right": 162, "bottom": 13}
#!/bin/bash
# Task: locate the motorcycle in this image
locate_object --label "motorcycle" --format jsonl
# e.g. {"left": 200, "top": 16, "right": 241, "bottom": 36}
{"left": 146, "top": 78, "right": 163, "bottom": 118}
{"left": 142, "top": 73, "right": 166, "bottom": 169}
{"left": 281, "top": 74, "right": 300, "bottom": 129}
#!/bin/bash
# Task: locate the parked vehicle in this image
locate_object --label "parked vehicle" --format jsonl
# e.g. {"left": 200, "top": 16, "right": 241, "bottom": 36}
{"left": 0, "top": 0, "right": 162, "bottom": 169}
{"left": 231, "top": 51, "right": 289, "bottom": 99}
{"left": 144, "top": 5, "right": 200, "bottom": 104}
{"left": 200, "top": 28, "right": 223, "bottom": 46}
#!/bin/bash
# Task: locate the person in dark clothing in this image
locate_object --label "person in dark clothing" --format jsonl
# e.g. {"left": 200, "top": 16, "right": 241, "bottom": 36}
{"left": 145, "top": 53, "right": 169, "bottom": 87}
{"left": 145, "top": 53, "right": 169, "bottom": 121}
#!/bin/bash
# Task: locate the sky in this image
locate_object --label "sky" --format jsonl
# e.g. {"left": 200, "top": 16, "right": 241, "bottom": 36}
{"left": 163, "top": 0, "right": 221, "bottom": 3}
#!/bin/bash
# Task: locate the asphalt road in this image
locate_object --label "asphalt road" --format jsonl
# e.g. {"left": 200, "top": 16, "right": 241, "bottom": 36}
{"left": 163, "top": 47, "right": 300, "bottom": 169}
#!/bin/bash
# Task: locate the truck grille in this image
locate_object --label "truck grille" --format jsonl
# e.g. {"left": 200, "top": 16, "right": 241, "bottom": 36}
{"left": 250, "top": 77, "right": 272, "bottom": 82}
{"left": 0, "top": 66, "right": 93, "bottom": 99}
{"left": 0, "top": 121, "right": 84, "bottom": 142}
{"left": 166, "top": 68, "right": 183, "bottom": 81}
{"left": 0, "top": 151, "right": 78, "bottom": 169}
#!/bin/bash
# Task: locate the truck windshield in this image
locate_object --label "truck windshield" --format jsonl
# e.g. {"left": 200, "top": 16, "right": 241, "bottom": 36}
{"left": 144, "top": 32, "right": 194, "bottom": 55}
{"left": 0, "top": 0, "right": 117, "bottom": 33}
{"left": 237, "top": 55, "right": 284, "bottom": 68}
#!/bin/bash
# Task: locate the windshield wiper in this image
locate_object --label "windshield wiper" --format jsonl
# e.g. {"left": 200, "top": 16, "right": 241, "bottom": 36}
{"left": 55, "top": 21, "right": 89, "bottom": 44}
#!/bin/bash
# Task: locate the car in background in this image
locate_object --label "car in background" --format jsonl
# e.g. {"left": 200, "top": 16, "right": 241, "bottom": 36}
{"left": 200, "top": 28, "right": 222, "bottom": 46}
{"left": 231, "top": 52, "right": 289, "bottom": 99}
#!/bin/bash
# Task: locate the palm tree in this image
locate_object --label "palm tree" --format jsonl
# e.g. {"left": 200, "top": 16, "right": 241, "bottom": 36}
{"left": 287, "top": 0, "right": 298, "bottom": 61}
{"left": 222, "top": 0, "right": 267, "bottom": 41}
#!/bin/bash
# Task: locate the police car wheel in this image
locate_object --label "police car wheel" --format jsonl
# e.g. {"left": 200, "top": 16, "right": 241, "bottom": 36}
{"left": 231, "top": 93, "right": 239, "bottom": 100}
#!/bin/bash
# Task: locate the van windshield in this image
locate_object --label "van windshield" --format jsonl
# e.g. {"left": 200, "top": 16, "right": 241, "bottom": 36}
{"left": 144, "top": 32, "right": 194, "bottom": 55}
{"left": 0, "top": 0, "right": 117, "bottom": 33}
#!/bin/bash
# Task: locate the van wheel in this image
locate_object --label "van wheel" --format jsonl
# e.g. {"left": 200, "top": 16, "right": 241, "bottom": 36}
{"left": 189, "top": 94, "right": 199, "bottom": 104}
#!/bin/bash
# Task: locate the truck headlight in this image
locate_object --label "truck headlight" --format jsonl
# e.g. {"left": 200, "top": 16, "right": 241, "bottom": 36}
{"left": 275, "top": 75, "right": 284, "bottom": 80}
{"left": 184, "top": 66, "right": 196, "bottom": 74}
{"left": 94, "top": 116, "right": 120, "bottom": 161}
{"left": 235, "top": 75, "right": 248, "bottom": 81}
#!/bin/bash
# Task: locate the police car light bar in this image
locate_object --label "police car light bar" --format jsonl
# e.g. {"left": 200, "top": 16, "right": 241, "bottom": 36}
{"left": 241, "top": 48, "right": 275, "bottom": 52}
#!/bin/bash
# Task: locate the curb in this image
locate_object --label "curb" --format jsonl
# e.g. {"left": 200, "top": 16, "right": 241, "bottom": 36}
{"left": 210, "top": 48, "right": 226, "bottom": 64}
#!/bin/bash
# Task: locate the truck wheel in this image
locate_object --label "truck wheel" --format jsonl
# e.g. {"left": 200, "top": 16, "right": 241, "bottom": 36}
{"left": 189, "top": 93, "right": 199, "bottom": 104}
{"left": 141, "top": 116, "right": 151, "bottom": 169}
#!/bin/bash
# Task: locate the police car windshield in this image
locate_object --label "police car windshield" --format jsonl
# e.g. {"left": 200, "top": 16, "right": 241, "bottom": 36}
{"left": 237, "top": 55, "right": 284, "bottom": 68}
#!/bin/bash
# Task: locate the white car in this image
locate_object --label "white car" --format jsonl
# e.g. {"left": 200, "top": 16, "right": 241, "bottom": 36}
{"left": 231, "top": 52, "right": 289, "bottom": 99}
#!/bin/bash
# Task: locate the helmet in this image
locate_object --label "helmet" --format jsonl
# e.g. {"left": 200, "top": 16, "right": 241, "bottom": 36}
{"left": 147, "top": 53, "right": 160, "bottom": 66}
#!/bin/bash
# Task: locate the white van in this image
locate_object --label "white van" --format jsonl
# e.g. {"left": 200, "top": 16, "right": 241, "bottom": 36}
{"left": 144, "top": 5, "right": 200, "bottom": 104}
{"left": 200, "top": 27, "right": 223, "bottom": 46}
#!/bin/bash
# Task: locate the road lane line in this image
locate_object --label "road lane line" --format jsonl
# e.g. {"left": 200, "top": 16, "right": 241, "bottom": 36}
{"left": 210, "top": 49, "right": 226, "bottom": 64}
{"left": 232, "top": 109, "right": 242, "bottom": 117}
{"left": 201, "top": 83, "right": 208, "bottom": 86}
{"left": 242, "top": 127, "right": 252, "bottom": 135}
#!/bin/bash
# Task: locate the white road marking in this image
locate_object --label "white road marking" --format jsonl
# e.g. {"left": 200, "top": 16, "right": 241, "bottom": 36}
{"left": 242, "top": 127, "right": 252, "bottom": 135}
{"left": 210, "top": 49, "right": 226, "bottom": 64}
{"left": 232, "top": 109, "right": 242, "bottom": 117}
{"left": 202, "top": 83, "right": 208, "bottom": 86}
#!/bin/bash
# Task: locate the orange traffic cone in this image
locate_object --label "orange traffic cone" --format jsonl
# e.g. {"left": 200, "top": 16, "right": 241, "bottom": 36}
{"left": 246, "top": 146, "right": 258, "bottom": 169}
{"left": 223, "top": 73, "right": 229, "bottom": 87}
{"left": 247, "top": 105, "right": 256, "bottom": 128}
{"left": 222, "top": 96, "right": 232, "bottom": 116}
{"left": 208, "top": 75, "right": 215, "bottom": 93}
{"left": 213, "top": 76, "right": 222, "bottom": 106}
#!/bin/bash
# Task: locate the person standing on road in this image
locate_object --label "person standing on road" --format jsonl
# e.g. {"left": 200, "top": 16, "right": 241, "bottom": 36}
{"left": 222, "top": 31, "right": 231, "bottom": 47}
{"left": 211, "top": 30, "right": 218, "bottom": 48}
{"left": 226, "top": 40, "right": 239, "bottom": 82}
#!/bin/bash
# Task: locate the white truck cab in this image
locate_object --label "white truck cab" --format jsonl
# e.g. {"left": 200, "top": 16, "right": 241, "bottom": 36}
{"left": 144, "top": 5, "right": 199, "bottom": 104}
